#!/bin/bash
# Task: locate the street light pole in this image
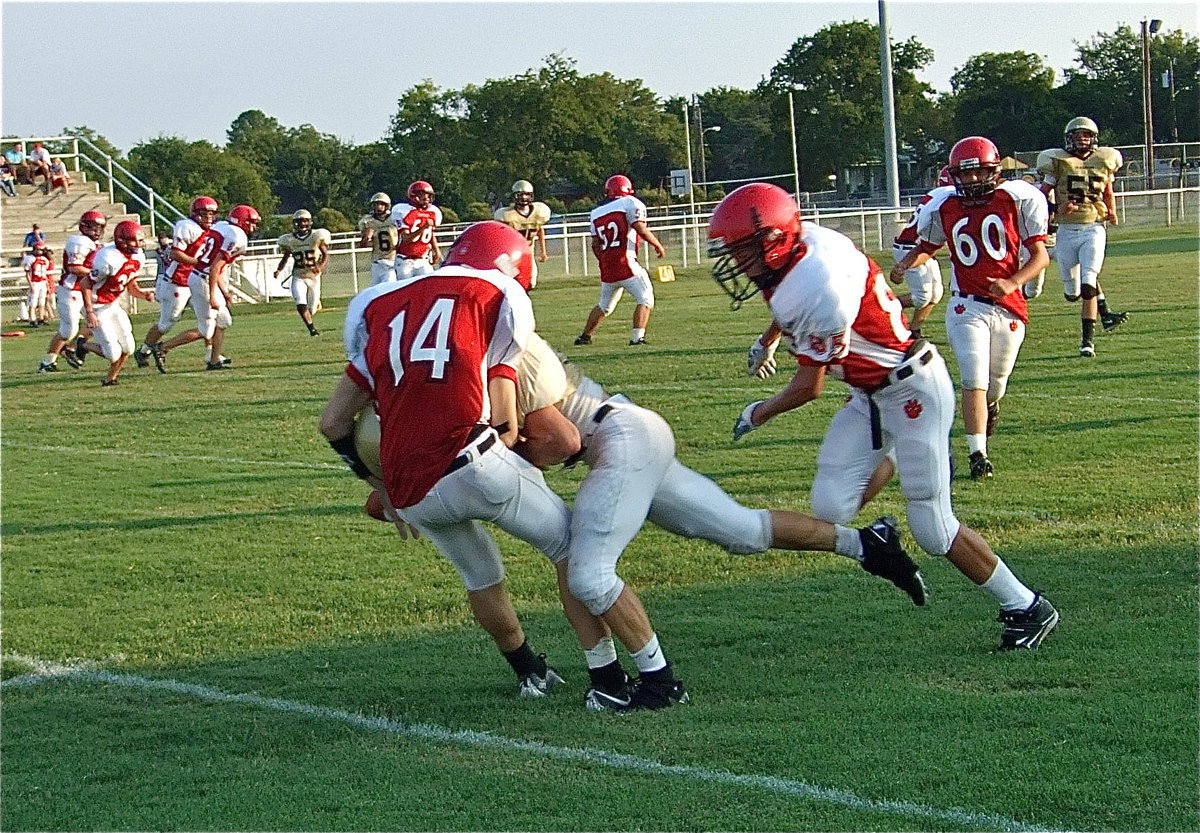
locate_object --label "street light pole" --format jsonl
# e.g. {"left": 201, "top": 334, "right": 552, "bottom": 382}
{"left": 700, "top": 126, "right": 721, "bottom": 201}
{"left": 1141, "top": 18, "right": 1162, "bottom": 191}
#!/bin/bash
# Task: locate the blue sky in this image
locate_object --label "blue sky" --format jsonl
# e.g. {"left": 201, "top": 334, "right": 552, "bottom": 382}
{"left": 3, "top": 1, "right": 1196, "bottom": 153}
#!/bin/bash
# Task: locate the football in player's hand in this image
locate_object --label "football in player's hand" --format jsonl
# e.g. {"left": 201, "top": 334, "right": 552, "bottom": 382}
{"left": 365, "top": 489, "right": 390, "bottom": 521}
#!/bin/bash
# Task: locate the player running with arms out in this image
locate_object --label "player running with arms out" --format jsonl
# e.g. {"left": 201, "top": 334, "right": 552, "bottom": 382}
{"left": 709, "top": 182, "right": 1058, "bottom": 652}
{"left": 358, "top": 192, "right": 398, "bottom": 285}
{"left": 275, "top": 209, "right": 330, "bottom": 336}
{"left": 390, "top": 180, "right": 443, "bottom": 282}
{"left": 573, "top": 175, "right": 666, "bottom": 347}
{"left": 495, "top": 180, "right": 551, "bottom": 287}
{"left": 39, "top": 210, "right": 105, "bottom": 373}
{"left": 1036, "top": 117, "right": 1128, "bottom": 357}
{"left": 319, "top": 222, "right": 610, "bottom": 701}
{"left": 135, "top": 196, "right": 218, "bottom": 371}
{"left": 77, "top": 221, "right": 154, "bottom": 386}
{"left": 892, "top": 136, "right": 1049, "bottom": 480}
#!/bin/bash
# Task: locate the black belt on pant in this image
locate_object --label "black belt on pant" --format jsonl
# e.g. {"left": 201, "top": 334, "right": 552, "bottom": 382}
{"left": 563, "top": 402, "right": 616, "bottom": 468}
{"left": 444, "top": 427, "right": 496, "bottom": 476}
{"left": 867, "top": 340, "right": 934, "bottom": 450}
{"left": 952, "top": 290, "right": 1000, "bottom": 307}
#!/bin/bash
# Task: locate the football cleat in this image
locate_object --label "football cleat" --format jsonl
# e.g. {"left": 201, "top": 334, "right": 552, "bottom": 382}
{"left": 152, "top": 343, "right": 168, "bottom": 374}
{"left": 574, "top": 333, "right": 592, "bottom": 346}
{"left": 517, "top": 662, "right": 564, "bottom": 699}
{"left": 1100, "top": 310, "right": 1128, "bottom": 332}
{"left": 986, "top": 401, "right": 1000, "bottom": 437}
{"left": 100, "top": 378, "right": 119, "bottom": 386}
{"left": 968, "top": 451, "right": 994, "bottom": 479}
{"left": 858, "top": 515, "right": 927, "bottom": 606}
{"left": 1079, "top": 343, "right": 1095, "bottom": 358}
{"left": 133, "top": 348, "right": 150, "bottom": 369}
{"left": 629, "top": 338, "right": 648, "bottom": 346}
{"left": 219, "top": 355, "right": 232, "bottom": 366}
{"left": 205, "top": 361, "right": 228, "bottom": 371}
{"left": 617, "top": 675, "right": 689, "bottom": 711}
{"left": 37, "top": 361, "right": 59, "bottom": 373}
{"left": 585, "top": 684, "right": 632, "bottom": 712}
{"left": 997, "top": 593, "right": 1059, "bottom": 651}
{"left": 74, "top": 335, "right": 88, "bottom": 364}
{"left": 62, "top": 349, "right": 82, "bottom": 369}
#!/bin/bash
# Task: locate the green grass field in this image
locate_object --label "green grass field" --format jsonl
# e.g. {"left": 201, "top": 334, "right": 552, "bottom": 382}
{"left": 2, "top": 225, "right": 1197, "bottom": 831}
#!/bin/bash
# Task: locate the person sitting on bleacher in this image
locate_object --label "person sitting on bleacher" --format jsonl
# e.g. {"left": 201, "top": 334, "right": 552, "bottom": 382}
{"left": 47, "top": 157, "right": 70, "bottom": 194}
{"left": 5, "top": 143, "right": 30, "bottom": 184}
{"left": 0, "top": 159, "right": 16, "bottom": 197}
{"left": 27, "top": 143, "right": 52, "bottom": 191}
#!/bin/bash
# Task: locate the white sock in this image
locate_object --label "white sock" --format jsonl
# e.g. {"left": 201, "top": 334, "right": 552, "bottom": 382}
{"left": 631, "top": 327, "right": 645, "bottom": 341}
{"left": 584, "top": 636, "right": 617, "bottom": 669}
{"left": 43, "top": 352, "right": 57, "bottom": 364}
{"left": 967, "top": 434, "right": 987, "bottom": 455}
{"left": 834, "top": 525, "right": 864, "bottom": 560}
{"left": 981, "top": 559, "right": 1036, "bottom": 611}
{"left": 630, "top": 633, "right": 667, "bottom": 673}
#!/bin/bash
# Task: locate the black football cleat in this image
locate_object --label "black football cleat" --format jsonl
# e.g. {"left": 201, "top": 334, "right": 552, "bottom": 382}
{"left": 997, "top": 594, "right": 1059, "bottom": 651}
{"left": 859, "top": 515, "right": 927, "bottom": 606}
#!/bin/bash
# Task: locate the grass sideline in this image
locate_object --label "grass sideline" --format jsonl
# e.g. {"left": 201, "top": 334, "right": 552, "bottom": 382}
{"left": 2, "top": 225, "right": 1197, "bottom": 831}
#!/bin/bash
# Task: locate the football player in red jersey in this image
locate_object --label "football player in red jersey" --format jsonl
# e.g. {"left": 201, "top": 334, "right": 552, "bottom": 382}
{"left": 134, "top": 196, "right": 219, "bottom": 368}
{"left": 573, "top": 174, "right": 666, "bottom": 346}
{"left": 77, "top": 221, "right": 155, "bottom": 386}
{"left": 710, "top": 182, "right": 1058, "bottom": 652}
{"left": 389, "top": 181, "right": 443, "bottom": 281}
{"left": 892, "top": 137, "right": 1049, "bottom": 480}
{"left": 39, "top": 210, "right": 105, "bottom": 373}
{"left": 319, "top": 221, "right": 607, "bottom": 699}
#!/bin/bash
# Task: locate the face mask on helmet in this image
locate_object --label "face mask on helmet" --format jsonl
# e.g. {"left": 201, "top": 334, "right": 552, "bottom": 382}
{"left": 948, "top": 137, "right": 1002, "bottom": 203}
{"left": 80, "top": 211, "right": 107, "bottom": 240}
{"left": 190, "top": 196, "right": 218, "bottom": 228}
{"left": 229, "top": 205, "right": 261, "bottom": 234}
{"left": 114, "top": 221, "right": 144, "bottom": 255}
{"left": 408, "top": 181, "right": 434, "bottom": 208}
{"left": 292, "top": 210, "right": 313, "bottom": 235}
{"left": 1066, "top": 130, "right": 1097, "bottom": 156}
{"left": 707, "top": 183, "right": 806, "bottom": 309}
{"left": 369, "top": 192, "right": 391, "bottom": 218}
{"left": 512, "top": 180, "right": 534, "bottom": 207}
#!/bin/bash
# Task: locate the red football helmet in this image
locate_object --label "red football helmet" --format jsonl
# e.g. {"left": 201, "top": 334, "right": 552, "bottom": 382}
{"left": 79, "top": 210, "right": 107, "bottom": 239}
{"left": 190, "top": 195, "right": 219, "bottom": 228}
{"left": 113, "top": 220, "right": 144, "bottom": 255}
{"left": 228, "top": 204, "right": 261, "bottom": 233}
{"left": 937, "top": 166, "right": 952, "bottom": 187}
{"left": 408, "top": 180, "right": 434, "bottom": 208}
{"left": 604, "top": 174, "right": 634, "bottom": 198}
{"left": 947, "top": 137, "right": 1001, "bottom": 202}
{"left": 707, "top": 183, "right": 806, "bottom": 307}
{"left": 443, "top": 221, "right": 534, "bottom": 291}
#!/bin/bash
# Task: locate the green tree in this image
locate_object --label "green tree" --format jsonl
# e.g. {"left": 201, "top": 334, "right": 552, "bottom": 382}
{"left": 945, "top": 52, "right": 1068, "bottom": 153}
{"left": 127, "top": 137, "right": 275, "bottom": 218}
{"left": 761, "top": 21, "right": 935, "bottom": 190}
{"left": 1058, "top": 24, "right": 1199, "bottom": 145}
{"left": 226, "top": 110, "right": 287, "bottom": 168}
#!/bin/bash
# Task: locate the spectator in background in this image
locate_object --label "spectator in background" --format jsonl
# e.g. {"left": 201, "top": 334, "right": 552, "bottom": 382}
{"left": 0, "top": 159, "right": 17, "bottom": 197}
{"left": 24, "top": 224, "right": 46, "bottom": 250}
{"left": 6, "top": 143, "right": 29, "bottom": 184}
{"left": 47, "top": 157, "right": 70, "bottom": 194}
{"left": 27, "top": 143, "right": 52, "bottom": 190}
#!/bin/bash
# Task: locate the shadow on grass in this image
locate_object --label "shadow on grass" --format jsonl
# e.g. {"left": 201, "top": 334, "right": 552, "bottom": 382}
{"left": 2, "top": 502, "right": 366, "bottom": 537}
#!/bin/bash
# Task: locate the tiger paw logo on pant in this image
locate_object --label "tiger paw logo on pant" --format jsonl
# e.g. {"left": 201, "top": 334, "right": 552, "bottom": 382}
{"left": 904, "top": 399, "right": 923, "bottom": 419}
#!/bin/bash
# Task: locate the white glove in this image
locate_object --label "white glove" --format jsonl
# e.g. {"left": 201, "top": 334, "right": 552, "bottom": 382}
{"left": 733, "top": 400, "right": 764, "bottom": 442}
{"left": 747, "top": 337, "right": 778, "bottom": 379}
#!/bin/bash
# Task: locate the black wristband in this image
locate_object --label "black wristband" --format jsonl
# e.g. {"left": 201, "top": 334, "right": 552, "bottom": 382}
{"left": 328, "top": 433, "right": 372, "bottom": 481}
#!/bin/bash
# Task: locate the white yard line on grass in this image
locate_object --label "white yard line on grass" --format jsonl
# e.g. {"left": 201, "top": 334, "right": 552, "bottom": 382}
{"left": 3, "top": 657, "right": 1051, "bottom": 833}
